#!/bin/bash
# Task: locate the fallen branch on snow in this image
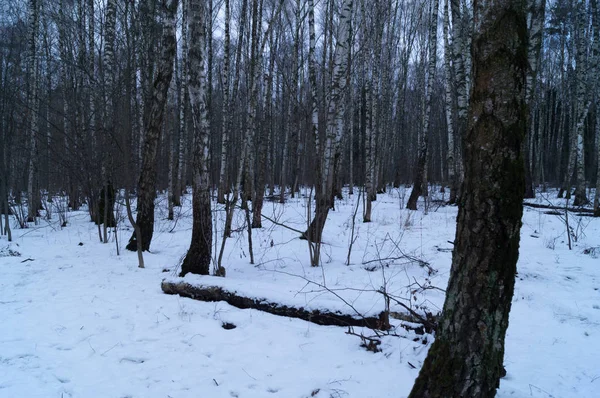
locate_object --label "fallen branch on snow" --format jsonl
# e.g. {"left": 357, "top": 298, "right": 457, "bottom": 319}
{"left": 161, "top": 279, "right": 389, "bottom": 329}
{"left": 523, "top": 201, "right": 594, "bottom": 216}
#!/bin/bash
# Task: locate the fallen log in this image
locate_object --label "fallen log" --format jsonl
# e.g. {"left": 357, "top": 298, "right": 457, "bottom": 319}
{"left": 161, "top": 279, "right": 389, "bottom": 329}
{"left": 523, "top": 201, "right": 595, "bottom": 216}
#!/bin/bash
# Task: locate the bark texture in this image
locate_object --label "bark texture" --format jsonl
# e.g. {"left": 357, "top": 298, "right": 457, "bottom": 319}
{"left": 409, "top": 0, "right": 527, "bottom": 396}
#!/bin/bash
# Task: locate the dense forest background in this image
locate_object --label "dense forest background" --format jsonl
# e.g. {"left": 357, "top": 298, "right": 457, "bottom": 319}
{"left": 0, "top": 0, "right": 598, "bottom": 243}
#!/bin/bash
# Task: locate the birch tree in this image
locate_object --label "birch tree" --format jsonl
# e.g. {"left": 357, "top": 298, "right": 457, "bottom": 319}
{"left": 449, "top": 0, "right": 469, "bottom": 202}
{"left": 98, "top": 0, "right": 117, "bottom": 242}
{"left": 572, "top": 0, "right": 590, "bottom": 206}
{"left": 303, "top": 0, "right": 353, "bottom": 257}
{"left": 592, "top": 0, "right": 600, "bottom": 215}
{"left": 26, "top": 0, "right": 40, "bottom": 223}
{"left": 126, "top": 0, "right": 179, "bottom": 252}
{"left": 407, "top": 0, "right": 439, "bottom": 211}
{"left": 176, "top": 0, "right": 189, "bottom": 207}
{"left": 180, "top": 0, "right": 212, "bottom": 276}
{"left": 443, "top": 0, "right": 457, "bottom": 203}
{"left": 217, "top": 0, "right": 231, "bottom": 205}
{"left": 523, "top": 0, "right": 545, "bottom": 198}
{"left": 409, "top": 0, "right": 528, "bottom": 395}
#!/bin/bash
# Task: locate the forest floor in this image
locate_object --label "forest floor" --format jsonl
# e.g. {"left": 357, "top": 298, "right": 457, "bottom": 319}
{"left": 1, "top": 187, "right": 599, "bottom": 398}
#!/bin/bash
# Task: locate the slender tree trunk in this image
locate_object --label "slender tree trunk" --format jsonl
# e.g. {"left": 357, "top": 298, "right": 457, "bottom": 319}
{"left": 408, "top": 0, "right": 527, "bottom": 395}
{"left": 592, "top": 0, "right": 600, "bottom": 215}
{"left": 595, "top": 108, "right": 600, "bottom": 215}
{"left": 407, "top": 0, "right": 439, "bottom": 211}
{"left": 364, "top": 83, "right": 374, "bottom": 221}
{"left": 348, "top": 87, "right": 354, "bottom": 195}
{"left": 217, "top": 0, "right": 231, "bottom": 204}
{"left": 522, "top": 0, "right": 546, "bottom": 199}
{"left": 126, "top": 0, "right": 179, "bottom": 252}
{"left": 363, "top": 0, "right": 379, "bottom": 222}
{"left": 96, "top": 0, "right": 118, "bottom": 240}
{"left": 252, "top": 25, "right": 278, "bottom": 228}
{"left": 443, "top": 0, "right": 457, "bottom": 204}
{"left": 87, "top": 0, "right": 96, "bottom": 157}
{"left": 573, "top": 0, "right": 589, "bottom": 206}
{"left": 304, "top": 0, "right": 352, "bottom": 249}
{"left": 450, "top": 0, "right": 468, "bottom": 197}
{"left": 280, "top": 0, "right": 301, "bottom": 204}
{"left": 175, "top": 0, "right": 188, "bottom": 206}
{"left": 26, "top": 0, "right": 40, "bottom": 223}
{"left": 181, "top": 0, "right": 212, "bottom": 276}
{"left": 167, "top": 122, "right": 176, "bottom": 220}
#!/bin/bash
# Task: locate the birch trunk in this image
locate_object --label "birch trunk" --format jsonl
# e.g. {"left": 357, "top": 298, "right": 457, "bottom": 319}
{"left": 409, "top": 0, "right": 527, "bottom": 395}
{"left": 592, "top": 0, "right": 600, "bottom": 215}
{"left": 181, "top": 0, "right": 212, "bottom": 276}
{"left": 280, "top": 0, "right": 301, "bottom": 204}
{"left": 252, "top": 20, "right": 279, "bottom": 228}
{"left": 407, "top": 0, "right": 439, "bottom": 211}
{"left": 126, "top": 0, "right": 179, "bottom": 252}
{"left": 523, "top": 0, "right": 545, "bottom": 198}
{"left": 175, "top": 0, "right": 189, "bottom": 207}
{"left": 573, "top": 0, "right": 589, "bottom": 206}
{"left": 26, "top": 0, "right": 40, "bottom": 223}
{"left": 450, "top": 0, "right": 467, "bottom": 195}
{"left": 217, "top": 0, "right": 231, "bottom": 204}
{"left": 443, "top": 0, "right": 457, "bottom": 203}
{"left": 304, "top": 0, "right": 352, "bottom": 249}
{"left": 87, "top": 0, "right": 96, "bottom": 154}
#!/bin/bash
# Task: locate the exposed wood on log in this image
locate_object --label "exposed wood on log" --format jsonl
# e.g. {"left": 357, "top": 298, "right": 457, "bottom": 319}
{"left": 161, "top": 280, "right": 390, "bottom": 329}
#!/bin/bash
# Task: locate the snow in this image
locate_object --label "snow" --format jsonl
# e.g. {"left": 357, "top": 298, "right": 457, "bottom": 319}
{"left": 1, "top": 187, "right": 599, "bottom": 397}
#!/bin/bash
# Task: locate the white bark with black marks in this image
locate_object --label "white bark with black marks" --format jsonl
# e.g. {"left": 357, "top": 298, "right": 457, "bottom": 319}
{"left": 181, "top": 0, "right": 212, "bottom": 276}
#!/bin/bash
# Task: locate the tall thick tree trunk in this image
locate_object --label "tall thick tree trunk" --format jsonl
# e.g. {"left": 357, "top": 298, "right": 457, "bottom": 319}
{"left": 126, "top": 0, "right": 179, "bottom": 252}
{"left": 408, "top": 0, "right": 527, "bottom": 396}
{"left": 180, "top": 0, "right": 212, "bottom": 276}
{"left": 407, "top": 0, "right": 439, "bottom": 211}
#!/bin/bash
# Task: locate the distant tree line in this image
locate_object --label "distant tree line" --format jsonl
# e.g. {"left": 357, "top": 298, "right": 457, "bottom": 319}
{"left": 0, "top": 0, "right": 599, "bottom": 248}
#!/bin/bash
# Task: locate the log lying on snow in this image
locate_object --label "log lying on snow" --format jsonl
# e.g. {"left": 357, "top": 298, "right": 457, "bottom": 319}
{"left": 523, "top": 201, "right": 595, "bottom": 216}
{"left": 161, "top": 279, "right": 389, "bottom": 329}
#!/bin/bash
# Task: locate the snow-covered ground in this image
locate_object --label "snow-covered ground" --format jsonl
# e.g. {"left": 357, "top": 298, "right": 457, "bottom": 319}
{"left": 1, "top": 187, "right": 599, "bottom": 397}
